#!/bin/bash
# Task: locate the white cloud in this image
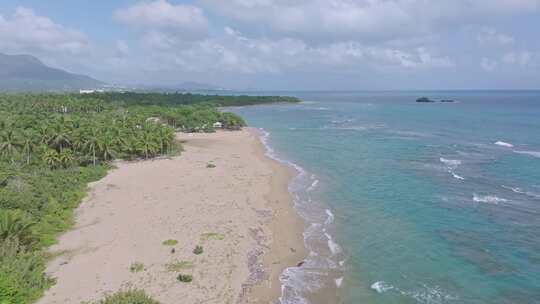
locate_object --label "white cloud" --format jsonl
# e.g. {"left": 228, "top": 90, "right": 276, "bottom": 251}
{"left": 503, "top": 51, "right": 532, "bottom": 66}
{"left": 477, "top": 28, "right": 514, "bottom": 46}
{"left": 0, "top": 7, "right": 88, "bottom": 54}
{"left": 115, "top": 0, "right": 208, "bottom": 40}
{"left": 481, "top": 57, "right": 498, "bottom": 71}
{"left": 199, "top": 0, "right": 540, "bottom": 42}
{"left": 136, "top": 26, "right": 454, "bottom": 75}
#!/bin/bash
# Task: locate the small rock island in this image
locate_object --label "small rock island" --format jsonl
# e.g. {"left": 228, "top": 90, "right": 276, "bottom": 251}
{"left": 416, "top": 97, "right": 456, "bottom": 103}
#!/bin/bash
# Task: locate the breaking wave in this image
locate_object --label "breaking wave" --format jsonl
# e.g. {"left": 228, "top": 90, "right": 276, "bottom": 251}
{"left": 494, "top": 141, "right": 514, "bottom": 148}
{"left": 473, "top": 194, "right": 508, "bottom": 204}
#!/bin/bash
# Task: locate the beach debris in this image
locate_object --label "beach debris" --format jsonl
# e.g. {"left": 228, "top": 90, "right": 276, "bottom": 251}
{"left": 296, "top": 261, "right": 305, "bottom": 267}
{"left": 170, "top": 248, "right": 175, "bottom": 254}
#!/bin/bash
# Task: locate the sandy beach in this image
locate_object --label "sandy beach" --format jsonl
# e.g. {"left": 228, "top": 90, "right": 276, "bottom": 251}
{"left": 38, "top": 128, "right": 306, "bottom": 304}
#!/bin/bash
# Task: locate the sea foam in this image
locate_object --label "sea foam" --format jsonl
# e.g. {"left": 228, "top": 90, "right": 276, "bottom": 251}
{"left": 325, "top": 232, "right": 342, "bottom": 255}
{"left": 440, "top": 158, "right": 462, "bottom": 167}
{"left": 371, "top": 281, "right": 394, "bottom": 293}
{"left": 473, "top": 194, "right": 508, "bottom": 204}
{"left": 324, "top": 209, "right": 335, "bottom": 225}
{"left": 495, "top": 141, "right": 514, "bottom": 148}
{"left": 513, "top": 150, "right": 540, "bottom": 158}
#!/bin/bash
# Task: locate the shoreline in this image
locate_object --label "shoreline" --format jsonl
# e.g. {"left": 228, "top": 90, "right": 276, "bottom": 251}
{"left": 37, "top": 128, "right": 306, "bottom": 304}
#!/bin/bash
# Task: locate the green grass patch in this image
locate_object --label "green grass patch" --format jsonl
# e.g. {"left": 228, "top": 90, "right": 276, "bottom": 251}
{"left": 90, "top": 289, "right": 160, "bottom": 304}
{"left": 129, "top": 262, "right": 144, "bottom": 273}
{"left": 162, "top": 239, "right": 178, "bottom": 246}
{"left": 165, "top": 260, "right": 193, "bottom": 272}
{"left": 201, "top": 232, "right": 224, "bottom": 241}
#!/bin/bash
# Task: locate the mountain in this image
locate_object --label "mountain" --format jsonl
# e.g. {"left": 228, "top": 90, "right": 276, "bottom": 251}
{"left": 0, "top": 52, "right": 105, "bottom": 91}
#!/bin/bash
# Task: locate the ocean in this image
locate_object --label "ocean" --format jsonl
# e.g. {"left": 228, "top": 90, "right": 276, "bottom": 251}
{"left": 230, "top": 91, "right": 540, "bottom": 304}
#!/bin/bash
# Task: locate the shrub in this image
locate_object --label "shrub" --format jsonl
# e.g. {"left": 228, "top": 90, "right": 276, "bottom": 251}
{"left": 93, "top": 289, "right": 160, "bottom": 304}
{"left": 206, "top": 163, "right": 216, "bottom": 168}
{"left": 162, "top": 239, "right": 178, "bottom": 246}
{"left": 165, "top": 260, "right": 193, "bottom": 272}
{"left": 193, "top": 245, "right": 203, "bottom": 255}
{"left": 0, "top": 239, "right": 53, "bottom": 304}
{"left": 129, "top": 262, "right": 144, "bottom": 273}
{"left": 176, "top": 274, "right": 193, "bottom": 283}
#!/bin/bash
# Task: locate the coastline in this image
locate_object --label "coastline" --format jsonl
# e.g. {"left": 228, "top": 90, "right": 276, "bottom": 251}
{"left": 37, "top": 128, "right": 306, "bottom": 304}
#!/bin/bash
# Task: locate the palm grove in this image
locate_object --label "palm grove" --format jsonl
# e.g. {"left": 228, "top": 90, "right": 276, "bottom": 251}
{"left": 0, "top": 92, "right": 299, "bottom": 303}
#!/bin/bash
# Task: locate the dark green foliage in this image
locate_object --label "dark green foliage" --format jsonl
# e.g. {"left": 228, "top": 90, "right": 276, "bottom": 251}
{"left": 193, "top": 245, "right": 203, "bottom": 255}
{"left": 78, "top": 92, "right": 301, "bottom": 107}
{"left": 176, "top": 274, "right": 193, "bottom": 283}
{"left": 0, "top": 239, "right": 53, "bottom": 304}
{"left": 206, "top": 163, "right": 216, "bottom": 168}
{"left": 92, "top": 289, "right": 160, "bottom": 304}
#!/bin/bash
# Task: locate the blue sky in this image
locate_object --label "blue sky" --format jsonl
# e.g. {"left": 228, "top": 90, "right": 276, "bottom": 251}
{"left": 1, "top": 0, "right": 539, "bottom": 90}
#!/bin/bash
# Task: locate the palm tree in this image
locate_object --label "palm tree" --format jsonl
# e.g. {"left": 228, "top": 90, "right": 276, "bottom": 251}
{"left": 97, "top": 134, "right": 117, "bottom": 162}
{"left": 137, "top": 131, "right": 159, "bottom": 159}
{"left": 0, "top": 211, "right": 37, "bottom": 248}
{"left": 83, "top": 127, "right": 100, "bottom": 166}
{"left": 43, "top": 149, "right": 60, "bottom": 169}
{"left": 20, "top": 130, "right": 38, "bottom": 165}
{"left": 58, "top": 149, "right": 75, "bottom": 168}
{"left": 0, "top": 129, "right": 20, "bottom": 163}
{"left": 47, "top": 118, "right": 72, "bottom": 152}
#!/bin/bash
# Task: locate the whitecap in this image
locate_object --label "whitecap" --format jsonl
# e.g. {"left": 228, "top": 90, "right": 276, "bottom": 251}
{"left": 371, "top": 281, "right": 394, "bottom": 293}
{"left": 450, "top": 171, "right": 465, "bottom": 180}
{"left": 473, "top": 194, "right": 508, "bottom": 204}
{"left": 495, "top": 141, "right": 514, "bottom": 148}
{"left": 502, "top": 185, "right": 540, "bottom": 199}
{"left": 440, "top": 157, "right": 462, "bottom": 167}
{"left": 513, "top": 150, "right": 540, "bottom": 158}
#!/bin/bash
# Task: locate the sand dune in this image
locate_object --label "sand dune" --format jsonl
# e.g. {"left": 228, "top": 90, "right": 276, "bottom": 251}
{"left": 38, "top": 129, "right": 305, "bottom": 304}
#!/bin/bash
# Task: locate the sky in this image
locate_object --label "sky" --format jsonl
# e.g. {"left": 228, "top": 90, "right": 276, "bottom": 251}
{"left": 1, "top": 0, "right": 539, "bottom": 90}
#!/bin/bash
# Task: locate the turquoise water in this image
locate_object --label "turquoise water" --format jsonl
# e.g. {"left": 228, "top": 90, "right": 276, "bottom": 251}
{"left": 231, "top": 91, "right": 540, "bottom": 304}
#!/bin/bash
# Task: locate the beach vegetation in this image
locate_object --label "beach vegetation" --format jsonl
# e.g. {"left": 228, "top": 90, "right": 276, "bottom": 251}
{"left": 193, "top": 245, "right": 203, "bottom": 255}
{"left": 129, "top": 262, "right": 144, "bottom": 273}
{"left": 201, "top": 232, "right": 224, "bottom": 241}
{"left": 90, "top": 289, "right": 160, "bottom": 304}
{"left": 206, "top": 163, "right": 216, "bottom": 168}
{"left": 176, "top": 274, "right": 193, "bottom": 283}
{"left": 165, "top": 260, "right": 193, "bottom": 272}
{"left": 162, "top": 239, "right": 178, "bottom": 246}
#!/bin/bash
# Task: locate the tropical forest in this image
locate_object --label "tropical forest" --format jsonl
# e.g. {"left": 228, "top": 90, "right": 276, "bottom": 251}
{"left": 0, "top": 92, "right": 299, "bottom": 303}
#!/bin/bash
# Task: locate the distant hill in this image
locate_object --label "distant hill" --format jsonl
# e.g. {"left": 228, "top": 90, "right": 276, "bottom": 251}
{"left": 175, "top": 81, "right": 226, "bottom": 91}
{"left": 0, "top": 52, "right": 105, "bottom": 92}
{"left": 136, "top": 81, "right": 228, "bottom": 92}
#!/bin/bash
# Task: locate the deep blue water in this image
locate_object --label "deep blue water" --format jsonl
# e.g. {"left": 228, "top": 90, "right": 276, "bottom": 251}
{"left": 231, "top": 91, "right": 540, "bottom": 304}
